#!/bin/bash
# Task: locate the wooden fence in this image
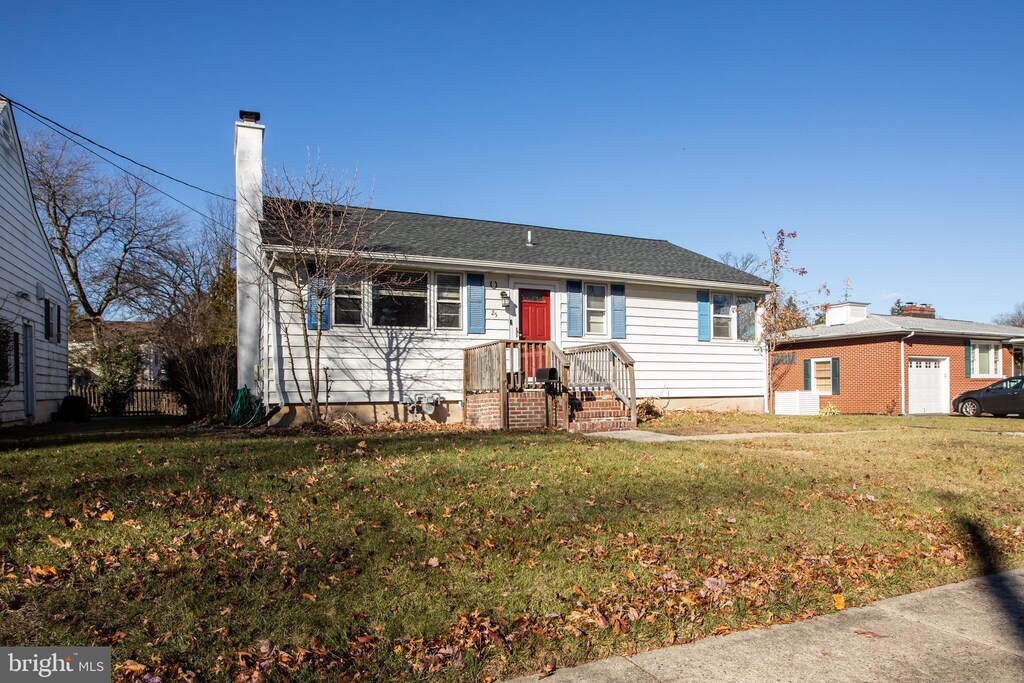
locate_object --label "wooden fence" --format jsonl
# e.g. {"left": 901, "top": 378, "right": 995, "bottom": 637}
{"left": 68, "top": 386, "right": 186, "bottom": 417}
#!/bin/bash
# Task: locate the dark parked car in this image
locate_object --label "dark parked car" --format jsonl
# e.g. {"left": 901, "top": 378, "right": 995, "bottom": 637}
{"left": 953, "top": 376, "right": 1024, "bottom": 417}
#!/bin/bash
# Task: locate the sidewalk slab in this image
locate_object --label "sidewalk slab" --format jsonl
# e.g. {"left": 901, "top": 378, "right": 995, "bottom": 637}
{"left": 503, "top": 570, "right": 1024, "bottom": 682}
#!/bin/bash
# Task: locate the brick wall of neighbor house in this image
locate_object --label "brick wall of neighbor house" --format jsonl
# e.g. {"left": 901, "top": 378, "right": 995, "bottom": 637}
{"left": 773, "top": 336, "right": 903, "bottom": 414}
{"left": 774, "top": 335, "right": 1015, "bottom": 414}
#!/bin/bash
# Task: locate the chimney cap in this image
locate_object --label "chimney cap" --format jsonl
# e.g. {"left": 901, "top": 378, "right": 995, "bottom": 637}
{"left": 239, "top": 110, "right": 261, "bottom": 123}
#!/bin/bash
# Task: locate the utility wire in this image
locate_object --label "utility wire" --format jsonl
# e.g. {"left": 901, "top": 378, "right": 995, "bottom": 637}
{"left": 1, "top": 92, "right": 233, "bottom": 202}
{"left": 3, "top": 94, "right": 232, "bottom": 230}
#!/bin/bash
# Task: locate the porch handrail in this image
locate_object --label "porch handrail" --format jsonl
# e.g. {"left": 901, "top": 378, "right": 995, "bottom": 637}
{"left": 563, "top": 342, "right": 637, "bottom": 426}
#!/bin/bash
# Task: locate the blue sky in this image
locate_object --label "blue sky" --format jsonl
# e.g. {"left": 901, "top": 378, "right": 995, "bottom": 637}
{"left": 4, "top": 1, "right": 1022, "bottom": 321}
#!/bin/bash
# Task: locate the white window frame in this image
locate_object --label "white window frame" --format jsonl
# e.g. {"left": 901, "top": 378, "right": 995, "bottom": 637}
{"left": 434, "top": 272, "right": 463, "bottom": 331}
{"left": 810, "top": 357, "right": 834, "bottom": 395}
{"left": 710, "top": 292, "right": 759, "bottom": 343}
{"left": 333, "top": 277, "right": 364, "bottom": 327}
{"left": 711, "top": 292, "right": 735, "bottom": 340}
{"left": 584, "top": 282, "right": 609, "bottom": 337}
{"left": 970, "top": 340, "right": 1002, "bottom": 379}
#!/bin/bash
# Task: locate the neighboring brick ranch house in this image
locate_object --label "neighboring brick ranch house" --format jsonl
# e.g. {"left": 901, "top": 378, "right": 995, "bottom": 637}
{"left": 773, "top": 302, "right": 1024, "bottom": 415}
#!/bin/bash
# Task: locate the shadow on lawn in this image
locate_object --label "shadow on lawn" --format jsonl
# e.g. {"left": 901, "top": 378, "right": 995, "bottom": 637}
{"left": 958, "top": 516, "right": 1024, "bottom": 651}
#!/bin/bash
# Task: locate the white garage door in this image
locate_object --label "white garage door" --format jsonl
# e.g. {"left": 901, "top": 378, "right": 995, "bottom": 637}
{"left": 908, "top": 357, "right": 949, "bottom": 414}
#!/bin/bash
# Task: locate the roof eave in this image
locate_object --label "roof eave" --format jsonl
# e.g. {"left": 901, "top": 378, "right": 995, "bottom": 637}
{"left": 780, "top": 329, "right": 1022, "bottom": 345}
{"left": 262, "top": 245, "right": 772, "bottom": 292}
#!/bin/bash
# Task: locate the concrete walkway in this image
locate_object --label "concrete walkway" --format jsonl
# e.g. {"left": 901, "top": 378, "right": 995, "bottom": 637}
{"left": 504, "top": 570, "right": 1024, "bottom": 682}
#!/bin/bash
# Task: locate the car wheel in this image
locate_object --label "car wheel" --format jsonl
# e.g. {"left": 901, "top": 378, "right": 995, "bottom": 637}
{"left": 960, "top": 399, "right": 981, "bottom": 417}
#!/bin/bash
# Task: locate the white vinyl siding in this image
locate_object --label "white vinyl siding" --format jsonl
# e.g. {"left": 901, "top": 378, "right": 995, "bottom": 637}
{"left": 263, "top": 275, "right": 767, "bottom": 406}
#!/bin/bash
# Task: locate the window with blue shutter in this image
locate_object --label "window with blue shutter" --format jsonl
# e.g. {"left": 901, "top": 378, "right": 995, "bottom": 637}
{"left": 831, "top": 357, "right": 840, "bottom": 395}
{"left": 610, "top": 284, "right": 626, "bottom": 339}
{"left": 467, "top": 273, "right": 485, "bottom": 334}
{"left": 803, "top": 359, "right": 812, "bottom": 390}
{"left": 566, "top": 281, "right": 583, "bottom": 337}
{"left": 697, "top": 290, "right": 711, "bottom": 342}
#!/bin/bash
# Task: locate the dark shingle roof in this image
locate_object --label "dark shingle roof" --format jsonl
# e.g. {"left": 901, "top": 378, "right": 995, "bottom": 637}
{"left": 261, "top": 202, "right": 767, "bottom": 287}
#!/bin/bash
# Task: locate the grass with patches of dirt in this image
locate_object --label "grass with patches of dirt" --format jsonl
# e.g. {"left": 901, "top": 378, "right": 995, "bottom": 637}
{"left": 2, "top": 417, "right": 1023, "bottom": 681}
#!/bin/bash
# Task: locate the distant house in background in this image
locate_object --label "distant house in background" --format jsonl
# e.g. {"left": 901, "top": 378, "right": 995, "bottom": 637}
{"left": 773, "top": 302, "right": 1024, "bottom": 415}
{"left": 68, "top": 320, "right": 164, "bottom": 388}
{"left": 0, "top": 98, "right": 69, "bottom": 424}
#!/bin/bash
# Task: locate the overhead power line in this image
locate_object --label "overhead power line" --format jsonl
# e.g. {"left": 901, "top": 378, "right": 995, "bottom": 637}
{"left": 0, "top": 92, "right": 233, "bottom": 202}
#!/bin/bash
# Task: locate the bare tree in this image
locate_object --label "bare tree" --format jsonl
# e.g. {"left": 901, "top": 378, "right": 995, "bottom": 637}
{"left": 23, "top": 132, "right": 182, "bottom": 342}
{"left": 718, "top": 250, "right": 763, "bottom": 275}
{"left": 994, "top": 302, "right": 1024, "bottom": 328}
{"left": 255, "top": 158, "right": 389, "bottom": 424}
{"left": 759, "top": 230, "right": 828, "bottom": 408}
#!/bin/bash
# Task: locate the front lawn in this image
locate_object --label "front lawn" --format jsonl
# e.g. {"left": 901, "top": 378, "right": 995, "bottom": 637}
{"left": 2, "top": 418, "right": 1023, "bottom": 681}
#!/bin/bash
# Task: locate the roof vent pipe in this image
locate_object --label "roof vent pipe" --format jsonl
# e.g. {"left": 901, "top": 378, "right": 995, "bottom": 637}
{"left": 526, "top": 229, "right": 535, "bottom": 247}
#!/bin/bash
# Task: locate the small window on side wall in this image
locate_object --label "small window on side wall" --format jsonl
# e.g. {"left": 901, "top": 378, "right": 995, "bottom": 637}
{"left": 970, "top": 341, "right": 1001, "bottom": 378}
{"left": 712, "top": 294, "right": 733, "bottom": 339}
{"left": 334, "top": 277, "right": 363, "bottom": 326}
{"left": 436, "top": 273, "right": 462, "bottom": 330}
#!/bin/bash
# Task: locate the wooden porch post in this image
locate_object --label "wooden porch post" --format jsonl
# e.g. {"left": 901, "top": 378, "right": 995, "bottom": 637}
{"left": 498, "top": 342, "right": 509, "bottom": 430}
{"left": 628, "top": 364, "right": 638, "bottom": 427}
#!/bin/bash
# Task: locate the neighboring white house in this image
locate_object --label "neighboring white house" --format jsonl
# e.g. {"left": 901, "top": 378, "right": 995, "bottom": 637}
{"left": 0, "top": 98, "right": 69, "bottom": 424}
{"left": 233, "top": 112, "right": 770, "bottom": 425}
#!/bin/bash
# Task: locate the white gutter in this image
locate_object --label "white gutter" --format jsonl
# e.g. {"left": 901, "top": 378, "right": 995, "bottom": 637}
{"left": 900, "top": 331, "right": 915, "bottom": 415}
{"left": 261, "top": 245, "right": 772, "bottom": 293}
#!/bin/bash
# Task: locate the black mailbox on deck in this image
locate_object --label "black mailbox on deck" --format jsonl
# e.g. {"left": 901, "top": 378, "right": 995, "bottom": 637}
{"left": 534, "top": 367, "right": 559, "bottom": 384}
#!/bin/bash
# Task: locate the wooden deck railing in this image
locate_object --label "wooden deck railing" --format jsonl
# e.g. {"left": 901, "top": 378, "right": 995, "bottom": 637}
{"left": 463, "top": 340, "right": 637, "bottom": 429}
{"left": 564, "top": 342, "right": 637, "bottom": 426}
{"left": 464, "top": 341, "right": 570, "bottom": 429}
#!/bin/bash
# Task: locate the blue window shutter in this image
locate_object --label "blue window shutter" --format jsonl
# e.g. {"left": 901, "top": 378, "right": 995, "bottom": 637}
{"left": 831, "top": 357, "right": 840, "bottom": 395}
{"left": 610, "top": 284, "right": 626, "bottom": 339}
{"left": 964, "top": 340, "right": 972, "bottom": 377}
{"left": 697, "top": 290, "right": 711, "bottom": 342}
{"left": 803, "top": 359, "right": 812, "bottom": 390}
{"left": 467, "top": 273, "right": 485, "bottom": 334}
{"left": 307, "top": 277, "right": 330, "bottom": 330}
{"left": 307, "top": 280, "right": 319, "bottom": 330}
{"left": 566, "top": 281, "right": 583, "bottom": 337}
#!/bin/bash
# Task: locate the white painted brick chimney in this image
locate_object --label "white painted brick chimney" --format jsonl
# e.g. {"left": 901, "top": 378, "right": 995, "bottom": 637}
{"left": 234, "top": 111, "right": 264, "bottom": 392}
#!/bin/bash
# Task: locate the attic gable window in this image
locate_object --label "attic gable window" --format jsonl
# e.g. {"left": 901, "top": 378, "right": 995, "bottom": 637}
{"left": 372, "top": 271, "right": 428, "bottom": 328}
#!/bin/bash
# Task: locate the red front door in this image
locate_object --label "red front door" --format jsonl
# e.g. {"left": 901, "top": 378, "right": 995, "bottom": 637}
{"left": 519, "top": 289, "right": 551, "bottom": 341}
{"left": 519, "top": 289, "right": 551, "bottom": 379}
